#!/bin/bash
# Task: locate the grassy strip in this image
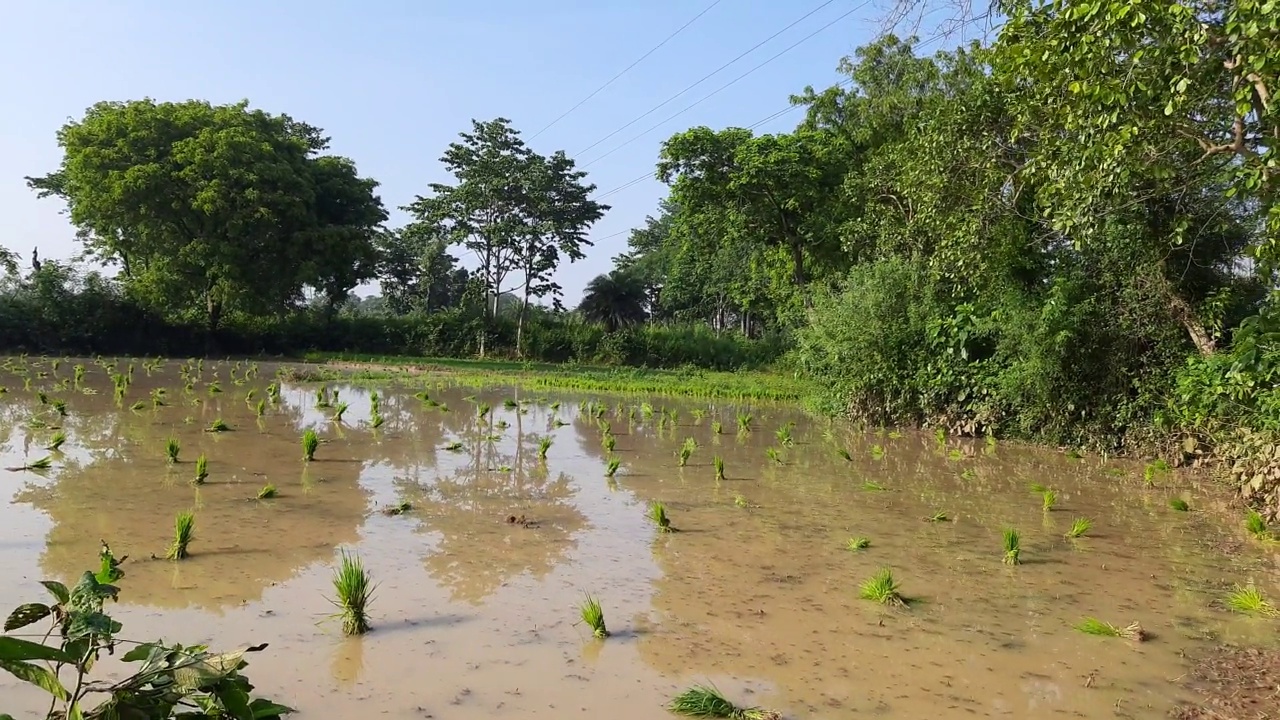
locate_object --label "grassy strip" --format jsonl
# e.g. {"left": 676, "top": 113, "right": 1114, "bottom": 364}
{"left": 289, "top": 352, "right": 811, "bottom": 402}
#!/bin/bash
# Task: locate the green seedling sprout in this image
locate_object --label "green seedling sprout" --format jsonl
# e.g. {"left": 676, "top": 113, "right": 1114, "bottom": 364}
{"left": 165, "top": 510, "right": 195, "bottom": 560}
{"left": 1002, "top": 528, "right": 1021, "bottom": 565}
{"left": 331, "top": 549, "right": 374, "bottom": 636}
{"left": 302, "top": 428, "right": 320, "bottom": 461}
{"left": 579, "top": 593, "right": 609, "bottom": 638}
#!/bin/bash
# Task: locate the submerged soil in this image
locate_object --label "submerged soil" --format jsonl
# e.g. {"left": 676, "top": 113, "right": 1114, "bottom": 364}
{"left": 0, "top": 358, "right": 1276, "bottom": 719}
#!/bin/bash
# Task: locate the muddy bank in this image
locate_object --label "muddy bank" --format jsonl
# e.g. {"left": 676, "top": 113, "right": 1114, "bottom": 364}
{"left": 1173, "top": 645, "right": 1280, "bottom": 719}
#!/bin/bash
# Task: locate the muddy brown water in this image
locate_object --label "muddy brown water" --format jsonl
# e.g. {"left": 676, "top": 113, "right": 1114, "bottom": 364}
{"left": 0, "top": 358, "right": 1276, "bottom": 719}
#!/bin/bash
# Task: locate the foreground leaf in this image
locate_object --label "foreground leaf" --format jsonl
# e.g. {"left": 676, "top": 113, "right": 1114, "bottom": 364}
{"left": 0, "top": 658, "right": 68, "bottom": 699}
{"left": 0, "top": 636, "right": 75, "bottom": 663}
{"left": 249, "top": 698, "right": 295, "bottom": 718}
{"left": 4, "top": 602, "right": 51, "bottom": 631}
{"left": 39, "top": 580, "right": 70, "bottom": 604}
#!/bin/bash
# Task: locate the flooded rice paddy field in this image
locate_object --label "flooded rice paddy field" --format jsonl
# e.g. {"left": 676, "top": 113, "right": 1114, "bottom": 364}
{"left": 0, "top": 357, "right": 1276, "bottom": 719}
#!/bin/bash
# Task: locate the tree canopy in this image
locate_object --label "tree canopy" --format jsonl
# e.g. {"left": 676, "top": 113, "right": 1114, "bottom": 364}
{"left": 27, "top": 99, "right": 388, "bottom": 330}
{"left": 402, "top": 118, "right": 606, "bottom": 354}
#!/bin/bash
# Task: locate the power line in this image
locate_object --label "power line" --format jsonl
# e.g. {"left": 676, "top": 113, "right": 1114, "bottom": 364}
{"left": 582, "top": 2, "right": 869, "bottom": 169}
{"left": 572, "top": 0, "right": 841, "bottom": 159}
{"left": 588, "top": 17, "right": 980, "bottom": 202}
{"left": 593, "top": 89, "right": 844, "bottom": 202}
{"left": 529, "top": 0, "right": 727, "bottom": 141}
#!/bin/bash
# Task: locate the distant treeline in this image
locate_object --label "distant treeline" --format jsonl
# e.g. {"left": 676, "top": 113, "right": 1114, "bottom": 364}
{"left": 0, "top": 263, "right": 780, "bottom": 371}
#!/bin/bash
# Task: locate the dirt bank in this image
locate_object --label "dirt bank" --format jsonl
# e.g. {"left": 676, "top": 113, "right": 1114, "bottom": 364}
{"left": 1173, "top": 645, "right": 1280, "bottom": 719}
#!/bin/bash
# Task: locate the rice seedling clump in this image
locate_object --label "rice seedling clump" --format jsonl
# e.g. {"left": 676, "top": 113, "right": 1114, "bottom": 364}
{"left": 1226, "top": 585, "right": 1277, "bottom": 616}
{"left": 579, "top": 593, "right": 609, "bottom": 638}
{"left": 166, "top": 510, "right": 195, "bottom": 560}
{"left": 859, "top": 567, "right": 907, "bottom": 607}
{"left": 331, "top": 549, "right": 374, "bottom": 636}
{"left": 1065, "top": 517, "right": 1093, "bottom": 539}
{"left": 648, "top": 501, "right": 674, "bottom": 532}
{"left": 1244, "top": 510, "right": 1272, "bottom": 540}
{"left": 668, "top": 684, "right": 780, "bottom": 720}
{"left": 1002, "top": 528, "right": 1021, "bottom": 565}
{"left": 1075, "top": 617, "right": 1147, "bottom": 641}
{"left": 302, "top": 428, "right": 320, "bottom": 461}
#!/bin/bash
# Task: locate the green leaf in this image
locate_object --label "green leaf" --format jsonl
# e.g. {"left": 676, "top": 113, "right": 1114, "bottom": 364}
{"left": 0, "top": 658, "right": 68, "bottom": 699}
{"left": 214, "top": 681, "right": 255, "bottom": 720}
{"left": 40, "top": 581, "right": 70, "bottom": 604}
{"left": 0, "top": 636, "right": 75, "bottom": 663}
{"left": 3, "top": 603, "right": 51, "bottom": 631}
{"left": 65, "top": 611, "right": 122, "bottom": 642}
{"left": 250, "top": 698, "right": 296, "bottom": 718}
{"left": 121, "top": 641, "right": 166, "bottom": 663}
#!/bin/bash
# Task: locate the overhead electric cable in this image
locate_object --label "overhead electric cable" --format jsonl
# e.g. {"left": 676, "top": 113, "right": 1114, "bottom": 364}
{"left": 572, "top": 0, "right": 841, "bottom": 158}
{"left": 529, "top": 0, "right": 727, "bottom": 140}
{"left": 587, "top": 16, "right": 983, "bottom": 201}
{"left": 582, "top": 1, "right": 870, "bottom": 169}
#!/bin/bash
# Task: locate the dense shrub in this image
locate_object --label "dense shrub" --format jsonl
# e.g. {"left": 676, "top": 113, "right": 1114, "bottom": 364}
{"left": 1163, "top": 310, "right": 1280, "bottom": 518}
{"left": 796, "top": 256, "right": 1194, "bottom": 450}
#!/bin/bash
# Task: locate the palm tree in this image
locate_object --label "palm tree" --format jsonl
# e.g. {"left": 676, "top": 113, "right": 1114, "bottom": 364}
{"left": 578, "top": 271, "right": 648, "bottom": 331}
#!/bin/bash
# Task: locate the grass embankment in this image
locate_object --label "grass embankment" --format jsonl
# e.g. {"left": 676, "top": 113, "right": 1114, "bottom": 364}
{"left": 292, "top": 352, "right": 809, "bottom": 402}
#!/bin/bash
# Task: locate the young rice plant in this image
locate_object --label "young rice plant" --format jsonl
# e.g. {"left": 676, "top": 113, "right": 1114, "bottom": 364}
{"left": 579, "top": 593, "right": 609, "bottom": 638}
{"left": 166, "top": 510, "right": 195, "bottom": 560}
{"left": 1002, "top": 528, "right": 1021, "bottom": 565}
{"left": 302, "top": 428, "right": 320, "bottom": 461}
{"left": 331, "top": 549, "right": 374, "bottom": 636}
{"left": 859, "top": 567, "right": 907, "bottom": 607}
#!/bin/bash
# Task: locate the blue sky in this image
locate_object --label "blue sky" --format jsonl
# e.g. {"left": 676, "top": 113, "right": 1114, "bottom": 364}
{"left": 1, "top": 0, "right": 950, "bottom": 304}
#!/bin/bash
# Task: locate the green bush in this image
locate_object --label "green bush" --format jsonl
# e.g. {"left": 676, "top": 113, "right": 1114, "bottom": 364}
{"left": 796, "top": 255, "right": 1193, "bottom": 449}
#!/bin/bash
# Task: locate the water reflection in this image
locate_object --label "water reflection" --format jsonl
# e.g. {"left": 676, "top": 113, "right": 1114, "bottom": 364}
{"left": 0, "top": 357, "right": 1274, "bottom": 720}
{"left": 4, "top": 362, "right": 370, "bottom": 611}
{"left": 394, "top": 392, "right": 589, "bottom": 604}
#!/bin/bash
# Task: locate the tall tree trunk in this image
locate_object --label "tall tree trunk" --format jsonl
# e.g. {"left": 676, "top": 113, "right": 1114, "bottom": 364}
{"left": 1169, "top": 293, "right": 1216, "bottom": 355}
{"left": 1155, "top": 260, "right": 1216, "bottom": 356}
{"left": 205, "top": 293, "right": 223, "bottom": 355}
{"left": 791, "top": 242, "right": 812, "bottom": 309}
{"left": 206, "top": 294, "right": 222, "bottom": 334}
{"left": 516, "top": 283, "right": 531, "bottom": 358}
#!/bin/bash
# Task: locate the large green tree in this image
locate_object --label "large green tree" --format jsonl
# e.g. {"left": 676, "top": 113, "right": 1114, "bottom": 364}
{"left": 994, "top": 0, "right": 1278, "bottom": 353}
{"left": 377, "top": 227, "right": 472, "bottom": 315}
{"left": 656, "top": 125, "right": 846, "bottom": 323}
{"left": 578, "top": 270, "right": 648, "bottom": 331}
{"left": 26, "top": 99, "right": 386, "bottom": 331}
{"left": 511, "top": 150, "right": 607, "bottom": 354}
{"left": 404, "top": 118, "right": 605, "bottom": 355}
